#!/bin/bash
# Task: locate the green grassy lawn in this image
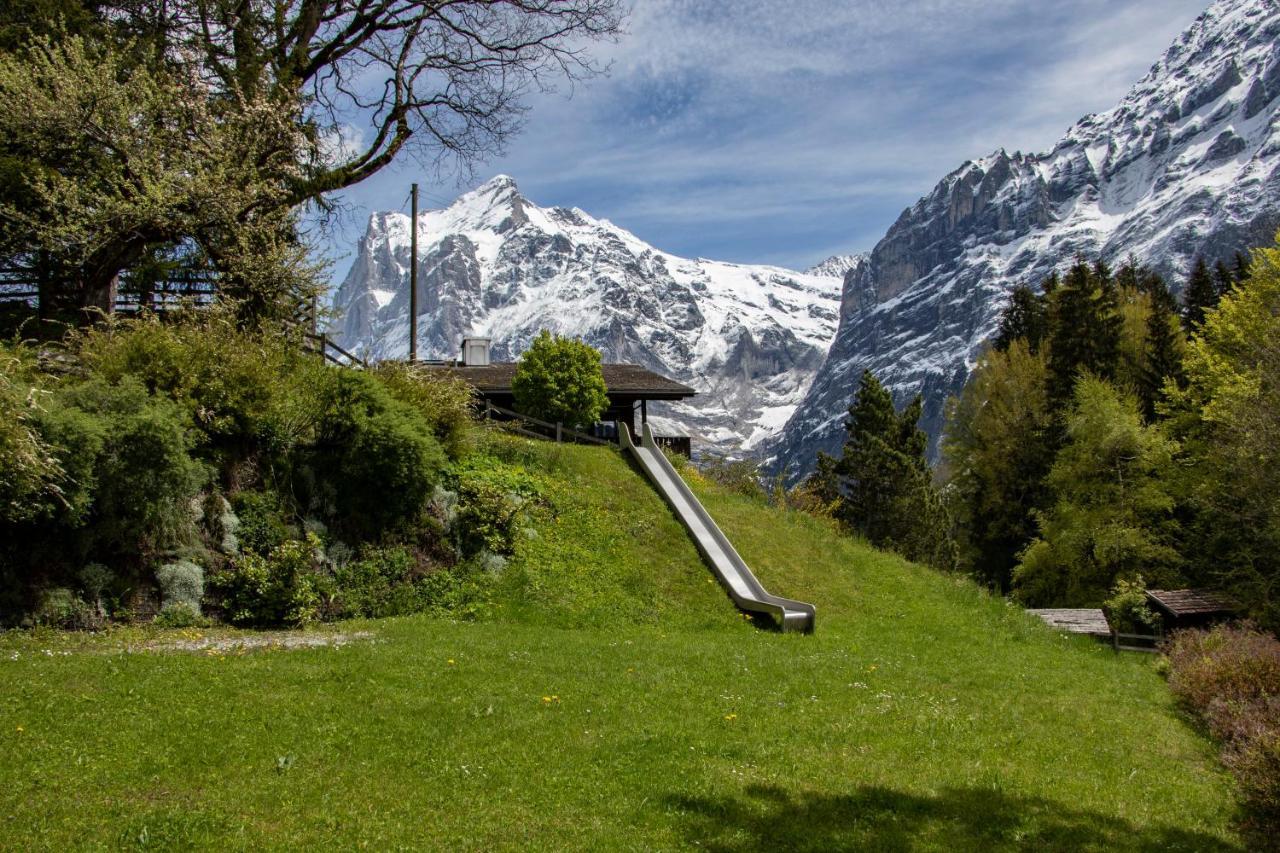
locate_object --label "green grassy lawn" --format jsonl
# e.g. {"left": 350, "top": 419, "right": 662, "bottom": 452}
{"left": 0, "top": 441, "right": 1241, "bottom": 850}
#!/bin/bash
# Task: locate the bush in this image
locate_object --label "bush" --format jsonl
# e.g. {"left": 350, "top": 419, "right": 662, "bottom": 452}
{"left": 74, "top": 313, "right": 314, "bottom": 457}
{"left": 152, "top": 602, "right": 202, "bottom": 628}
{"left": 232, "top": 490, "right": 292, "bottom": 555}
{"left": 156, "top": 560, "right": 204, "bottom": 615}
{"left": 698, "top": 456, "right": 766, "bottom": 501}
{"left": 450, "top": 457, "right": 544, "bottom": 557}
{"left": 0, "top": 343, "right": 64, "bottom": 525}
{"left": 211, "top": 534, "right": 324, "bottom": 627}
{"left": 309, "top": 370, "right": 447, "bottom": 540}
{"left": 1164, "top": 624, "right": 1280, "bottom": 838}
{"left": 332, "top": 546, "right": 418, "bottom": 619}
{"left": 1103, "top": 575, "right": 1159, "bottom": 634}
{"left": 510, "top": 330, "right": 608, "bottom": 429}
{"left": 53, "top": 377, "right": 205, "bottom": 554}
{"left": 370, "top": 362, "right": 475, "bottom": 458}
{"left": 33, "top": 587, "right": 97, "bottom": 630}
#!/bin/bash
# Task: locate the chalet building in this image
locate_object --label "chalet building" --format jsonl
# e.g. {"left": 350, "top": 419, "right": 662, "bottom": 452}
{"left": 1145, "top": 589, "right": 1240, "bottom": 632}
{"left": 421, "top": 338, "right": 696, "bottom": 450}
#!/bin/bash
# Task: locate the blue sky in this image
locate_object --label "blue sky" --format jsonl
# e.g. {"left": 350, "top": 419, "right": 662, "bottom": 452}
{"left": 321, "top": 0, "right": 1210, "bottom": 284}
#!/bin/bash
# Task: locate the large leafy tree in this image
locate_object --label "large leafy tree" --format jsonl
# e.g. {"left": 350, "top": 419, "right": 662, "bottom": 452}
{"left": 0, "top": 35, "right": 319, "bottom": 321}
{"left": 87, "top": 0, "right": 625, "bottom": 204}
{"left": 1173, "top": 235, "right": 1280, "bottom": 629}
{"left": 511, "top": 331, "right": 608, "bottom": 430}
{"left": 1013, "top": 376, "right": 1182, "bottom": 607}
{"left": 943, "top": 340, "right": 1054, "bottom": 591}
{"left": 0, "top": 0, "right": 624, "bottom": 321}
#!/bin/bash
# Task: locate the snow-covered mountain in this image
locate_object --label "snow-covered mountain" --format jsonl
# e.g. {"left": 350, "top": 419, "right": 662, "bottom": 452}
{"left": 771, "top": 0, "right": 1280, "bottom": 476}
{"left": 331, "top": 177, "right": 843, "bottom": 452}
{"left": 805, "top": 254, "right": 866, "bottom": 279}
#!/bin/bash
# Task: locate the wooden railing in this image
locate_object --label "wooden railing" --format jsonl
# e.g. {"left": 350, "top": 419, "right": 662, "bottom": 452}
{"left": 305, "top": 332, "right": 368, "bottom": 369}
{"left": 482, "top": 401, "right": 613, "bottom": 446}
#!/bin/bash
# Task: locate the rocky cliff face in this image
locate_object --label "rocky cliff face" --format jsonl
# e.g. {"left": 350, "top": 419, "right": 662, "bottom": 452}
{"left": 331, "top": 177, "right": 843, "bottom": 452}
{"left": 771, "top": 0, "right": 1280, "bottom": 476}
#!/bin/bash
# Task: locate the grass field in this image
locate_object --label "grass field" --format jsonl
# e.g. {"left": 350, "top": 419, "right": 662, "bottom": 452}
{"left": 0, "top": 441, "right": 1241, "bottom": 850}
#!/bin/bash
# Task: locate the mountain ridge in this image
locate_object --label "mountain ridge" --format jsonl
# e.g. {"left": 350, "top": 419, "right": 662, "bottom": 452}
{"left": 770, "top": 0, "right": 1280, "bottom": 475}
{"left": 331, "top": 177, "right": 845, "bottom": 452}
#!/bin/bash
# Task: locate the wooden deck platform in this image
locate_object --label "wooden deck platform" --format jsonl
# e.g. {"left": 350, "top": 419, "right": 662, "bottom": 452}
{"left": 1027, "top": 608, "right": 1111, "bottom": 638}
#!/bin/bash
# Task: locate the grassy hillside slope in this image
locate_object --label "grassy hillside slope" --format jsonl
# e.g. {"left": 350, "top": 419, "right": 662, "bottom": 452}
{"left": 0, "top": 440, "right": 1241, "bottom": 850}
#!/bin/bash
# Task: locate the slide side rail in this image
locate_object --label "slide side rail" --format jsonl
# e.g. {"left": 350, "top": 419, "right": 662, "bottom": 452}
{"left": 622, "top": 423, "right": 814, "bottom": 633}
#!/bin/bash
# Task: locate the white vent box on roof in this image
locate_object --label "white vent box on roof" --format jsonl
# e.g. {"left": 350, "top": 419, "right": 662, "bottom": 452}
{"left": 461, "top": 337, "right": 491, "bottom": 367}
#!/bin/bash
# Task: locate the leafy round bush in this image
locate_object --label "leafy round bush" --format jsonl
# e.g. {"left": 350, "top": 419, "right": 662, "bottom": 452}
{"left": 55, "top": 378, "right": 205, "bottom": 553}
{"left": 211, "top": 535, "right": 324, "bottom": 627}
{"left": 370, "top": 362, "right": 475, "bottom": 458}
{"left": 337, "top": 407, "right": 446, "bottom": 538}
{"left": 450, "top": 458, "right": 544, "bottom": 557}
{"left": 156, "top": 560, "right": 204, "bottom": 615}
{"left": 511, "top": 330, "right": 608, "bottom": 429}
{"left": 232, "top": 490, "right": 291, "bottom": 555}
{"left": 308, "top": 370, "right": 447, "bottom": 540}
{"left": 33, "top": 587, "right": 96, "bottom": 629}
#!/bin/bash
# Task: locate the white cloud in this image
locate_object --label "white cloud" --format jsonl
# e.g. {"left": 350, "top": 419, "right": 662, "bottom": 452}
{"left": 326, "top": 0, "right": 1213, "bottom": 277}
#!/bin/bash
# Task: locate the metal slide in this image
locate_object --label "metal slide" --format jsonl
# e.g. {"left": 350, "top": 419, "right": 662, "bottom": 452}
{"left": 621, "top": 423, "right": 816, "bottom": 633}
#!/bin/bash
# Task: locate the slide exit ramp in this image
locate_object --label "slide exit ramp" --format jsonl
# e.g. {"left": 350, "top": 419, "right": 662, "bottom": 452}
{"left": 621, "top": 423, "right": 816, "bottom": 633}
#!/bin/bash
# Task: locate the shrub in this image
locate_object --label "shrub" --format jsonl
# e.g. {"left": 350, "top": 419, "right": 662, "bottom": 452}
{"left": 308, "top": 370, "right": 447, "bottom": 540}
{"left": 33, "top": 587, "right": 97, "bottom": 630}
{"left": 55, "top": 377, "right": 205, "bottom": 554}
{"left": 1164, "top": 624, "right": 1280, "bottom": 838}
{"left": 211, "top": 534, "right": 324, "bottom": 627}
{"left": 698, "top": 456, "right": 766, "bottom": 500}
{"left": 0, "top": 344, "right": 64, "bottom": 525}
{"left": 156, "top": 560, "right": 204, "bottom": 615}
{"left": 332, "top": 546, "right": 418, "bottom": 619}
{"left": 510, "top": 330, "right": 608, "bottom": 429}
{"left": 1103, "top": 575, "right": 1159, "bottom": 634}
{"left": 338, "top": 407, "right": 446, "bottom": 538}
{"left": 232, "top": 490, "right": 292, "bottom": 555}
{"left": 370, "top": 362, "right": 475, "bottom": 458}
{"left": 74, "top": 313, "right": 312, "bottom": 455}
{"left": 152, "top": 602, "right": 202, "bottom": 628}
{"left": 450, "top": 457, "right": 544, "bottom": 557}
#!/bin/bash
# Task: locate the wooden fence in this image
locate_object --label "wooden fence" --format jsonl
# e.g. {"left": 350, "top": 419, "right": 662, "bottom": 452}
{"left": 483, "top": 401, "right": 614, "bottom": 447}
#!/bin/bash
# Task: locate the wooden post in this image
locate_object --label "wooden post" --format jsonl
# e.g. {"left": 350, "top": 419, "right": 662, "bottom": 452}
{"left": 409, "top": 182, "right": 419, "bottom": 363}
{"left": 641, "top": 399, "right": 648, "bottom": 424}
{"left": 556, "top": 422, "right": 562, "bottom": 443}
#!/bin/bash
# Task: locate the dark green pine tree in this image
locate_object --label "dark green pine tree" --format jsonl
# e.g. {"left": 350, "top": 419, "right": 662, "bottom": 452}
{"left": 1232, "top": 251, "right": 1251, "bottom": 287}
{"left": 832, "top": 371, "right": 955, "bottom": 568}
{"left": 1046, "top": 259, "right": 1122, "bottom": 410}
{"left": 1213, "top": 260, "right": 1235, "bottom": 300}
{"left": 993, "top": 285, "right": 1047, "bottom": 353}
{"left": 1137, "top": 272, "right": 1184, "bottom": 422}
{"left": 1182, "top": 256, "right": 1218, "bottom": 332}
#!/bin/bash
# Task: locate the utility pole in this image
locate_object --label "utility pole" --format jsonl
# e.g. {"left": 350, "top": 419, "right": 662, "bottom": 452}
{"left": 409, "top": 182, "right": 419, "bottom": 363}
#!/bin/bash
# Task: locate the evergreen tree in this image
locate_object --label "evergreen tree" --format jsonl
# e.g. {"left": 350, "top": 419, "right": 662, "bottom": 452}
{"left": 1232, "top": 251, "right": 1251, "bottom": 287}
{"left": 1213, "top": 260, "right": 1235, "bottom": 300}
{"left": 1046, "top": 260, "right": 1122, "bottom": 410}
{"left": 1137, "top": 272, "right": 1185, "bottom": 422}
{"left": 1182, "top": 256, "right": 1218, "bottom": 332}
{"left": 833, "top": 371, "right": 954, "bottom": 568}
{"left": 993, "top": 285, "right": 1046, "bottom": 353}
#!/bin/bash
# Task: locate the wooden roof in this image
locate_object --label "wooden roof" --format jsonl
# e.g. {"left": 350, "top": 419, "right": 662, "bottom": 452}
{"left": 420, "top": 362, "right": 696, "bottom": 400}
{"left": 1145, "top": 589, "right": 1239, "bottom": 617}
{"left": 1027, "top": 608, "right": 1111, "bottom": 637}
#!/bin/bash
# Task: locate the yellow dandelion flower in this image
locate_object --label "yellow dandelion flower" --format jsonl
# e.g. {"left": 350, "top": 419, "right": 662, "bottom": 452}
{"left": 16, "top": 726, "right": 23, "bottom": 733}
{"left": 723, "top": 713, "right": 737, "bottom": 721}
{"left": 542, "top": 696, "right": 552, "bottom": 703}
{"left": 447, "top": 659, "right": 456, "bottom": 665}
